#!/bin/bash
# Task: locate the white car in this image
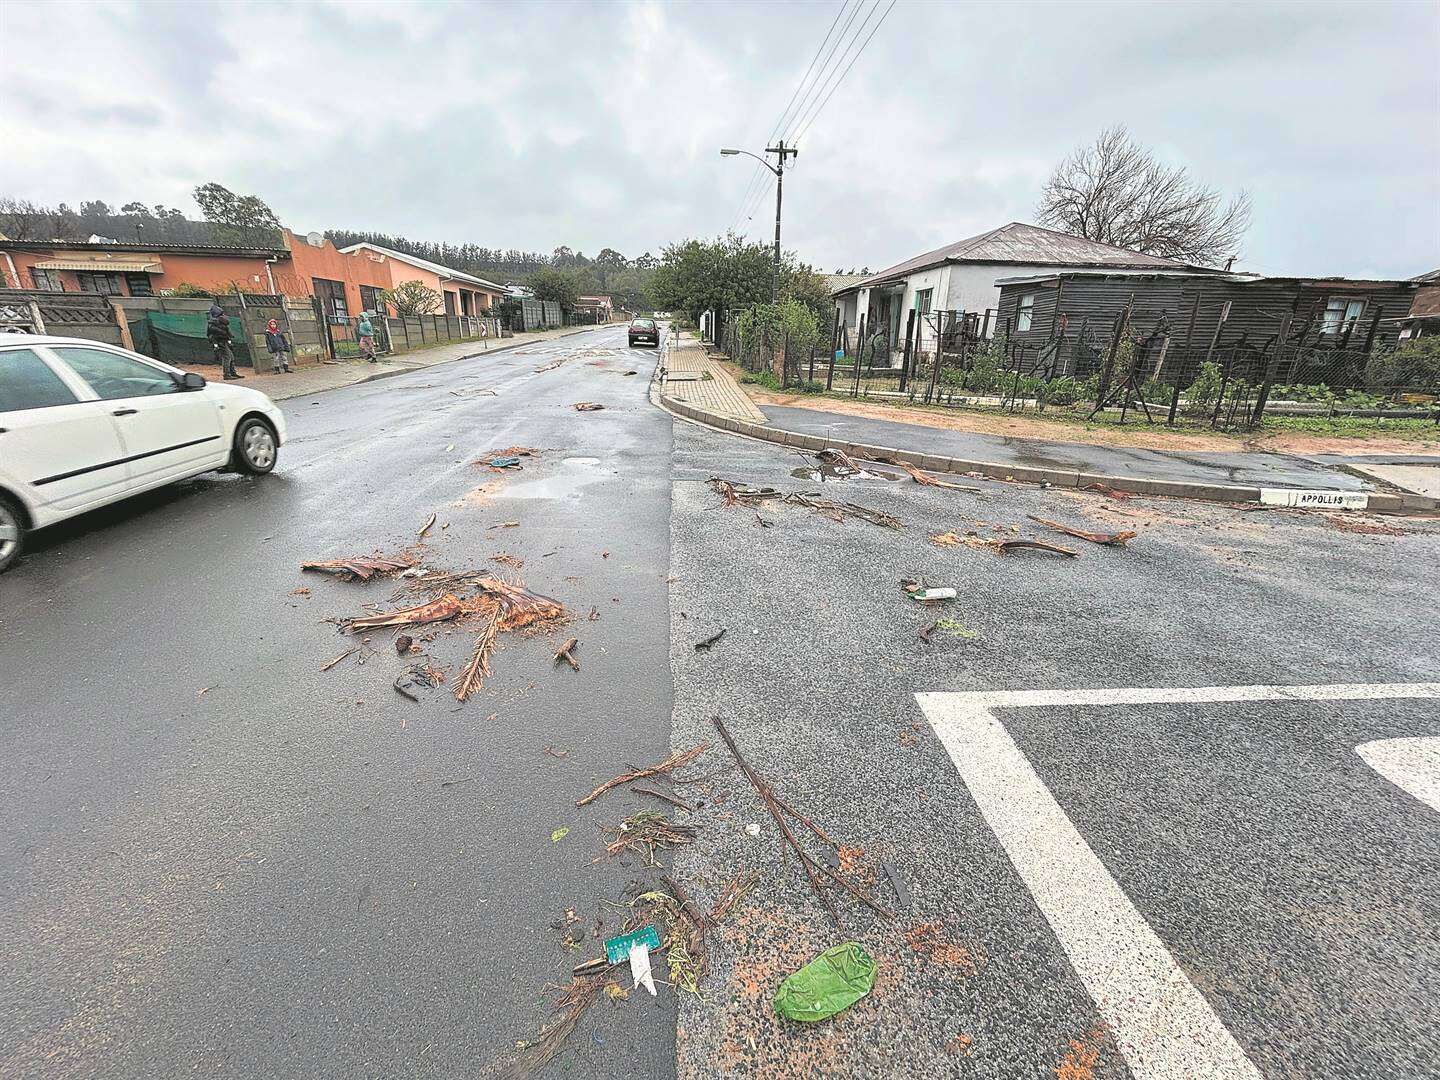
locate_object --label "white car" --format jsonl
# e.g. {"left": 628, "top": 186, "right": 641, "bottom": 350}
{"left": 0, "top": 335, "right": 287, "bottom": 573}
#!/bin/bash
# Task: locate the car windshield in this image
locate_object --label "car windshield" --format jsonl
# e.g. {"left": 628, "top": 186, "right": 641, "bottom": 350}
{"left": 632, "top": 319, "right": 656, "bottom": 329}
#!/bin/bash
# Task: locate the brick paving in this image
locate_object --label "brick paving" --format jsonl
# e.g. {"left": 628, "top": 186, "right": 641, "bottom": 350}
{"left": 661, "top": 332, "right": 767, "bottom": 424}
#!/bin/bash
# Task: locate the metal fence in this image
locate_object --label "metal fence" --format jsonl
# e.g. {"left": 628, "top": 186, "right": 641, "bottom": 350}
{"left": 361, "top": 314, "right": 499, "bottom": 357}
{"left": 738, "top": 301, "right": 1438, "bottom": 431}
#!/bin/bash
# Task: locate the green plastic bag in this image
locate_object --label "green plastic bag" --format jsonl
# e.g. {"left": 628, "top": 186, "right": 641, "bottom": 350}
{"left": 773, "top": 942, "right": 876, "bottom": 1022}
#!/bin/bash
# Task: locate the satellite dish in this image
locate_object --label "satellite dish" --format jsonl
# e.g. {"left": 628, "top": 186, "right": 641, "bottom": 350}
{"left": 305, "top": 231, "right": 325, "bottom": 248}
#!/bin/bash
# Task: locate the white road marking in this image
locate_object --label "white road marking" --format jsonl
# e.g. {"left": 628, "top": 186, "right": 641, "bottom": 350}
{"left": 1357, "top": 736, "right": 1440, "bottom": 814}
{"left": 915, "top": 682, "right": 1440, "bottom": 1080}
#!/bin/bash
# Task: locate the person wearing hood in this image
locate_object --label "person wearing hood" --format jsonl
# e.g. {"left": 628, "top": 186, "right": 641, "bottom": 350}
{"left": 357, "top": 311, "right": 377, "bottom": 363}
{"left": 264, "top": 318, "right": 293, "bottom": 373}
{"left": 206, "top": 302, "right": 239, "bottom": 380}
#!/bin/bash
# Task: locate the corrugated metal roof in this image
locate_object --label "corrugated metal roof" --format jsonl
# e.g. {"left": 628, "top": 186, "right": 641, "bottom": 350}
{"left": 838, "top": 222, "right": 1198, "bottom": 294}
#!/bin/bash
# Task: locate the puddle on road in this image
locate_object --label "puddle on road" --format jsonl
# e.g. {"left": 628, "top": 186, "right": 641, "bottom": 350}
{"left": 790, "top": 466, "right": 902, "bottom": 483}
{"left": 495, "top": 456, "right": 609, "bottom": 501}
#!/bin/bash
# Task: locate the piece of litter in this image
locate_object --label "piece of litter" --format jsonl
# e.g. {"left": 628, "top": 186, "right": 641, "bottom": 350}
{"left": 774, "top": 943, "right": 877, "bottom": 1022}
{"left": 489, "top": 456, "right": 523, "bottom": 469}
{"left": 445, "top": 443, "right": 455, "bottom": 451}
{"left": 745, "top": 823, "right": 761, "bottom": 837}
{"left": 629, "top": 941, "right": 656, "bottom": 996}
{"left": 196, "top": 685, "right": 216, "bottom": 698}
{"left": 907, "top": 586, "right": 957, "bottom": 603}
{"left": 604, "top": 924, "right": 661, "bottom": 965}
{"left": 551, "top": 827, "right": 570, "bottom": 843}
{"left": 572, "top": 402, "right": 605, "bottom": 411}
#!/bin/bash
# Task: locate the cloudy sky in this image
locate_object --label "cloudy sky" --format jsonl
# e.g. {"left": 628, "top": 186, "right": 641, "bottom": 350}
{"left": 2, "top": 0, "right": 1436, "bottom": 278}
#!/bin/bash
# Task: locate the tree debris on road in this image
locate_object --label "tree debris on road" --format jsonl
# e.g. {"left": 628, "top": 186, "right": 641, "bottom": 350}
{"left": 600, "top": 810, "right": 697, "bottom": 865}
{"left": 1028, "top": 515, "right": 1136, "bottom": 546}
{"left": 554, "top": 637, "right": 580, "bottom": 670}
{"left": 694, "top": 627, "right": 727, "bottom": 651}
{"left": 713, "top": 716, "right": 892, "bottom": 928}
{"left": 572, "top": 402, "right": 605, "bottom": 411}
{"left": 709, "top": 478, "right": 902, "bottom": 529}
{"left": 320, "top": 647, "right": 357, "bottom": 671}
{"left": 577, "top": 742, "right": 709, "bottom": 806}
{"left": 883, "top": 458, "right": 981, "bottom": 491}
{"left": 301, "top": 553, "right": 417, "bottom": 581}
{"left": 417, "top": 513, "right": 437, "bottom": 539}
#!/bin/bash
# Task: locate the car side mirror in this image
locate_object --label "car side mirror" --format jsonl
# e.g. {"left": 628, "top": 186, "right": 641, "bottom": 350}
{"left": 179, "top": 371, "right": 206, "bottom": 390}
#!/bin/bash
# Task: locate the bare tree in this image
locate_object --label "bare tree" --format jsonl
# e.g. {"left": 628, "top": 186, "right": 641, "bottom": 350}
{"left": 0, "top": 197, "right": 52, "bottom": 240}
{"left": 1036, "top": 125, "right": 1251, "bottom": 267}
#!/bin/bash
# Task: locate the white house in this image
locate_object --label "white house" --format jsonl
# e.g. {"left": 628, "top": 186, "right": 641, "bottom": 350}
{"left": 832, "top": 222, "right": 1206, "bottom": 361}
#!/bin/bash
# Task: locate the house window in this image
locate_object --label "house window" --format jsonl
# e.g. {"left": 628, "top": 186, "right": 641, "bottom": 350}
{"left": 75, "top": 271, "right": 123, "bottom": 295}
{"left": 29, "top": 268, "right": 64, "bottom": 291}
{"left": 1321, "top": 297, "right": 1365, "bottom": 336}
{"left": 124, "top": 273, "right": 154, "bottom": 297}
{"left": 1017, "top": 293, "right": 1036, "bottom": 332}
{"left": 914, "top": 288, "right": 933, "bottom": 315}
{"left": 359, "top": 285, "right": 385, "bottom": 316}
{"left": 312, "top": 277, "right": 348, "bottom": 319}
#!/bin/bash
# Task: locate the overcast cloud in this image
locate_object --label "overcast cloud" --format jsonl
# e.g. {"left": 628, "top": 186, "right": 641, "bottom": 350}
{"left": 1, "top": 0, "right": 1436, "bottom": 278}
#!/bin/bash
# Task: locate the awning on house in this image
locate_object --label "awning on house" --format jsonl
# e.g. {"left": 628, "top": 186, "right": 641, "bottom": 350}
{"left": 33, "top": 258, "right": 162, "bottom": 273}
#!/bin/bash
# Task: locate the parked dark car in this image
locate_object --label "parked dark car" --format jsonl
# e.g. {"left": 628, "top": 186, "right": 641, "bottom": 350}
{"left": 628, "top": 318, "right": 659, "bottom": 347}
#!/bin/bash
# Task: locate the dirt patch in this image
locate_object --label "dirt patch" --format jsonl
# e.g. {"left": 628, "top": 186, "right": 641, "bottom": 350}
{"left": 740, "top": 385, "right": 1440, "bottom": 456}
{"left": 903, "top": 920, "right": 980, "bottom": 974}
{"left": 1324, "top": 514, "right": 1409, "bottom": 536}
{"left": 1054, "top": 1025, "right": 1109, "bottom": 1080}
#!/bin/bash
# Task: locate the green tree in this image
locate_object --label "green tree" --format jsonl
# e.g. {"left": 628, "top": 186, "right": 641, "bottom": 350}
{"left": 528, "top": 267, "right": 580, "bottom": 310}
{"left": 193, "top": 182, "right": 282, "bottom": 239}
{"left": 381, "top": 279, "right": 443, "bottom": 316}
{"left": 595, "top": 247, "right": 627, "bottom": 288}
{"left": 649, "top": 235, "right": 776, "bottom": 325}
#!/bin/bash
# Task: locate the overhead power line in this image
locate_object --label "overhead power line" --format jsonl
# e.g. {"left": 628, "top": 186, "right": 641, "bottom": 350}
{"left": 734, "top": 0, "right": 893, "bottom": 232}
{"left": 728, "top": 0, "right": 861, "bottom": 233}
{"left": 789, "top": 0, "right": 897, "bottom": 145}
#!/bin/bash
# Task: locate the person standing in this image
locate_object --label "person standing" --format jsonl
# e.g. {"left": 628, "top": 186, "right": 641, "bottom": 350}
{"left": 264, "top": 318, "right": 293, "bottom": 373}
{"left": 207, "top": 302, "right": 239, "bottom": 380}
{"left": 357, "top": 311, "right": 377, "bottom": 363}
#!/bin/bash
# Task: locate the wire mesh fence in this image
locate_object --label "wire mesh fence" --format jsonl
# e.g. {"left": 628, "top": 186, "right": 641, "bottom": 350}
{"left": 716, "top": 301, "right": 1438, "bottom": 431}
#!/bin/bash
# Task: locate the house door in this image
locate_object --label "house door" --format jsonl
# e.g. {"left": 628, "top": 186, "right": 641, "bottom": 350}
{"left": 444, "top": 291, "right": 458, "bottom": 317}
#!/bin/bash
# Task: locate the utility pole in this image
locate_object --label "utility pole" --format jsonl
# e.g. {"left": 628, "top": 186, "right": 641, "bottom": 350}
{"left": 721, "top": 140, "right": 799, "bottom": 303}
{"left": 766, "top": 139, "right": 798, "bottom": 302}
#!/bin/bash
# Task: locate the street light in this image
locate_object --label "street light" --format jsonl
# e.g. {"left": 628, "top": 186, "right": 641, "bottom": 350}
{"left": 720, "top": 140, "right": 798, "bottom": 302}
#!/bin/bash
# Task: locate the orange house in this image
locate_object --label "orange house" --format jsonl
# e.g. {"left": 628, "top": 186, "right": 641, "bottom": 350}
{"left": 0, "top": 238, "right": 289, "bottom": 297}
{"left": 337, "top": 242, "right": 506, "bottom": 317}
{"left": 278, "top": 230, "right": 394, "bottom": 321}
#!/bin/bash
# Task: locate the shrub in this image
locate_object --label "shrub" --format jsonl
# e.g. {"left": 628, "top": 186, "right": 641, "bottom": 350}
{"left": 1184, "top": 361, "right": 1223, "bottom": 414}
{"left": 1365, "top": 337, "right": 1440, "bottom": 394}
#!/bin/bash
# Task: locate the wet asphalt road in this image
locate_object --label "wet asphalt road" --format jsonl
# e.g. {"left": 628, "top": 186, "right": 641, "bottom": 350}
{"left": 0, "top": 326, "right": 678, "bottom": 1080}
{"left": 665, "top": 420, "right": 1440, "bottom": 1079}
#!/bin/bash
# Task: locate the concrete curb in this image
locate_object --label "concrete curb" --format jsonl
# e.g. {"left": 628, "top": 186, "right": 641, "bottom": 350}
{"left": 654, "top": 390, "right": 1440, "bottom": 516}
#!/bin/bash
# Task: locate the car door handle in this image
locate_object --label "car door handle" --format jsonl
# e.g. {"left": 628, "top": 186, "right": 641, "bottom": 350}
{"left": 112, "top": 408, "right": 139, "bottom": 417}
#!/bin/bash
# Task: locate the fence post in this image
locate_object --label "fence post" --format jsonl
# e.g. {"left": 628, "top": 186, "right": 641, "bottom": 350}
{"left": 1090, "top": 297, "right": 1133, "bottom": 417}
{"left": 899, "top": 308, "right": 916, "bottom": 393}
{"left": 926, "top": 311, "right": 945, "bottom": 405}
{"left": 852, "top": 312, "right": 867, "bottom": 398}
{"left": 1251, "top": 312, "right": 1291, "bottom": 426}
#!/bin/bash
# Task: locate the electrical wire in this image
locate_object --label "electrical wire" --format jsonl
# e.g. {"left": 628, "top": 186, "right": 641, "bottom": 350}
{"left": 789, "top": 0, "right": 896, "bottom": 145}
{"left": 727, "top": 0, "right": 860, "bottom": 233}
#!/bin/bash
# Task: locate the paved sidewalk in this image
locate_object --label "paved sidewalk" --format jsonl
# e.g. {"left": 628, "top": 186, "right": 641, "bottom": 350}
{"left": 657, "top": 334, "right": 1440, "bottom": 512}
{"left": 179, "top": 323, "right": 606, "bottom": 402}
{"left": 661, "top": 333, "right": 767, "bottom": 424}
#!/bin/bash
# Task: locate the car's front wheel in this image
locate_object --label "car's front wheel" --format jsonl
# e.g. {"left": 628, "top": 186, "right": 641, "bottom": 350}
{"left": 0, "top": 492, "right": 26, "bottom": 574}
{"left": 232, "top": 417, "right": 278, "bottom": 474}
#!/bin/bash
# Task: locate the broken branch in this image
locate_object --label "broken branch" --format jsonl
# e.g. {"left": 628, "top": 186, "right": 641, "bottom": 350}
{"left": 577, "top": 742, "right": 709, "bottom": 807}
{"left": 554, "top": 637, "right": 580, "bottom": 671}
{"left": 1028, "top": 515, "right": 1136, "bottom": 547}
